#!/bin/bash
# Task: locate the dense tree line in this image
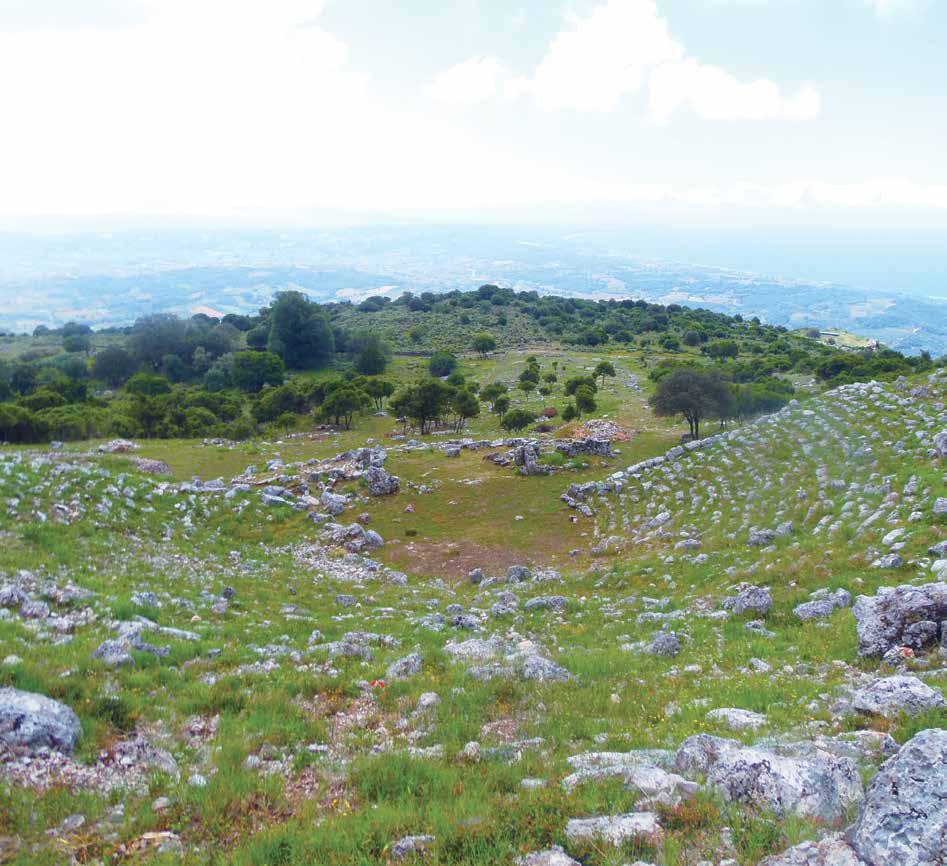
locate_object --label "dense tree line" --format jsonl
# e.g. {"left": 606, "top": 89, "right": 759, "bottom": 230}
{"left": 1, "top": 285, "right": 940, "bottom": 445}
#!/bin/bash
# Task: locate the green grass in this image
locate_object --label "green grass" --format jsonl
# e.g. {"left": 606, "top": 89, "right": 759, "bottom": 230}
{"left": 0, "top": 363, "right": 944, "bottom": 865}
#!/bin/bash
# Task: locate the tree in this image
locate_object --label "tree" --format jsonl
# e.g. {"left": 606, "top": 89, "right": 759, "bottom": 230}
{"left": 230, "top": 351, "right": 285, "bottom": 393}
{"left": 62, "top": 334, "right": 91, "bottom": 354}
{"left": 562, "top": 403, "right": 578, "bottom": 422}
{"left": 564, "top": 375, "right": 597, "bottom": 396}
{"left": 267, "top": 291, "right": 335, "bottom": 369}
{"left": 649, "top": 368, "right": 732, "bottom": 440}
{"left": 348, "top": 331, "right": 390, "bottom": 375}
{"left": 11, "top": 364, "right": 37, "bottom": 395}
{"left": 429, "top": 351, "right": 457, "bottom": 377}
{"left": 320, "top": 386, "right": 369, "bottom": 430}
{"left": 222, "top": 313, "right": 254, "bottom": 331}
{"left": 480, "top": 382, "right": 507, "bottom": 407}
{"left": 246, "top": 326, "right": 269, "bottom": 350}
{"left": 500, "top": 408, "right": 535, "bottom": 432}
{"left": 128, "top": 314, "right": 189, "bottom": 371}
{"left": 450, "top": 389, "right": 480, "bottom": 432}
{"left": 574, "top": 384, "right": 597, "bottom": 417}
{"left": 92, "top": 347, "right": 136, "bottom": 386}
{"left": 61, "top": 322, "right": 92, "bottom": 338}
{"left": 253, "top": 384, "right": 306, "bottom": 423}
{"left": 593, "top": 360, "right": 616, "bottom": 387}
{"left": 160, "top": 353, "right": 189, "bottom": 383}
{"left": 705, "top": 340, "right": 739, "bottom": 360}
{"left": 472, "top": 333, "right": 496, "bottom": 356}
{"left": 391, "top": 380, "right": 453, "bottom": 434}
{"left": 518, "top": 379, "right": 536, "bottom": 397}
{"left": 683, "top": 330, "right": 702, "bottom": 347}
{"left": 363, "top": 379, "right": 395, "bottom": 411}
{"left": 191, "top": 346, "right": 212, "bottom": 374}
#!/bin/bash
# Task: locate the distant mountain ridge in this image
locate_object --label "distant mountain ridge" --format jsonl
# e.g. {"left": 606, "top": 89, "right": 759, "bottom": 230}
{"left": 0, "top": 226, "right": 944, "bottom": 354}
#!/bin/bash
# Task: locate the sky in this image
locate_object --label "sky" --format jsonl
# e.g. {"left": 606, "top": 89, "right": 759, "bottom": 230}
{"left": 0, "top": 0, "right": 945, "bottom": 225}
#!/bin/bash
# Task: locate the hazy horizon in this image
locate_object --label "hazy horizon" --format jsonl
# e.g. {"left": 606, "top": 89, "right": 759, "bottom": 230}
{"left": 1, "top": 0, "right": 946, "bottom": 224}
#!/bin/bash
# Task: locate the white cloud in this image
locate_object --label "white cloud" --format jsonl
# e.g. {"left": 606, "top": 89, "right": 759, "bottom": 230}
{"left": 868, "top": 0, "right": 908, "bottom": 13}
{"left": 648, "top": 59, "right": 820, "bottom": 122}
{"left": 0, "top": 0, "right": 938, "bottom": 218}
{"left": 508, "top": 0, "right": 682, "bottom": 112}
{"left": 427, "top": 56, "right": 510, "bottom": 105}
{"left": 429, "top": 0, "right": 820, "bottom": 122}
{"left": 0, "top": 1, "right": 613, "bottom": 216}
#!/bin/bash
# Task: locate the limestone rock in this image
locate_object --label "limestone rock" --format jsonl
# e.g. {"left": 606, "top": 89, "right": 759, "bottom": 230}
{"left": 0, "top": 688, "right": 82, "bottom": 755}
{"left": 852, "top": 729, "right": 947, "bottom": 866}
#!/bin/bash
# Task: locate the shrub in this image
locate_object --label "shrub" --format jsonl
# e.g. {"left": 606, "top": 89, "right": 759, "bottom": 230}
{"left": 252, "top": 384, "right": 306, "bottom": 423}
{"left": 348, "top": 332, "right": 391, "bottom": 375}
{"left": 20, "top": 388, "right": 66, "bottom": 412}
{"left": 705, "top": 339, "right": 740, "bottom": 359}
{"left": 92, "top": 346, "right": 136, "bottom": 386}
{"left": 230, "top": 351, "right": 285, "bottom": 393}
{"left": 429, "top": 351, "right": 457, "bottom": 377}
{"left": 472, "top": 333, "right": 496, "bottom": 356}
{"left": 126, "top": 373, "right": 172, "bottom": 397}
{"left": 185, "top": 406, "right": 219, "bottom": 436}
{"left": 62, "top": 334, "right": 91, "bottom": 353}
{"left": 36, "top": 405, "right": 108, "bottom": 440}
{"left": 500, "top": 408, "right": 535, "bottom": 431}
{"left": 0, "top": 403, "right": 47, "bottom": 443}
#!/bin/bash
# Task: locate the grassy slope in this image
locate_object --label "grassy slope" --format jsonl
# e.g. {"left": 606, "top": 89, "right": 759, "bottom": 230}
{"left": 0, "top": 358, "right": 943, "bottom": 866}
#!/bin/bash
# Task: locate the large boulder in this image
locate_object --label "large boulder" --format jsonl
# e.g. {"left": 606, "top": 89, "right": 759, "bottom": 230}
{"left": 0, "top": 688, "right": 82, "bottom": 755}
{"left": 759, "top": 835, "right": 866, "bottom": 866}
{"left": 723, "top": 585, "right": 772, "bottom": 617}
{"left": 320, "top": 489, "right": 349, "bottom": 516}
{"left": 516, "top": 848, "right": 580, "bottom": 866}
{"left": 851, "top": 675, "right": 945, "bottom": 718}
{"left": 564, "top": 812, "right": 662, "bottom": 847}
{"left": 561, "top": 759, "right": 697, "bottom": 807}
{"left": 934, "top": 429, "right": 947, "bottom": 458}
{"left": 646, "top": 632, "right": 682, "bottom": 657}
{"left": 852, "top": 728, "right": 947, "bottom": 866}
{"left": 674, "top": 734, "right": 862, "bottom": 822}
{"left": 98, "top": 438, "right": 138, "bottom": 454}
{"left": 853, "top": 582, "right": 947, "bottom": 657}
{"left": 363, "top": 465, "right": 400, "bottom": 496}
{"left": 706, "top": 707, "right": 768, "bottom": 732}
{"left": 386, "top": 652, "right": 423, "bottom": 680}
{"left": 514, "top": 444, "right": 547, "bottom": 477}
{"left": 794, "top": 589, "right": 852, "bottom": 622}
{"left": 389, "top": 835, "right": 434, "bottom": 861}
